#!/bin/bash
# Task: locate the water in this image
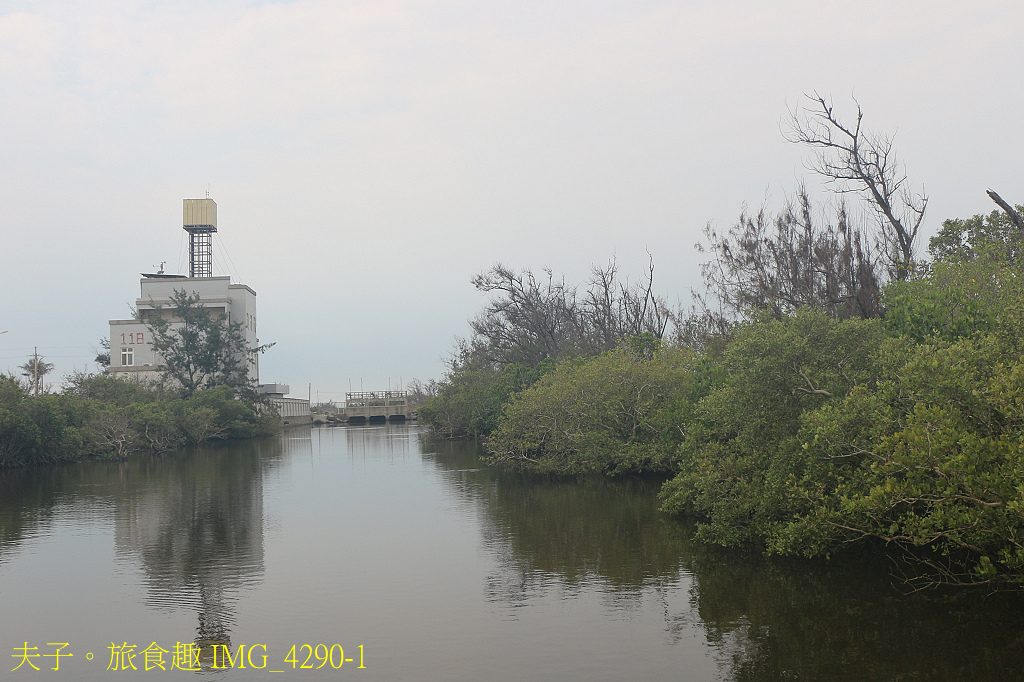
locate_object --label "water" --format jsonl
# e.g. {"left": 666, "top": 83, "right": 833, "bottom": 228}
{"left": 1, "top": 424, "right": 1022, "bottom": 680}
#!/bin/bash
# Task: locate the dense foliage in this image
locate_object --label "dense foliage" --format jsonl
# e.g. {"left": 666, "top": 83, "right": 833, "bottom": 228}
{"left": 422, "top": 198, "right": 1024, "bottom": 585}
{"left": 672, "top": 212, "right": 1024, "bottom": 586}
{"left": 0, "top": 373, "right": 280, "bottom": 468}
{"left": 418, "top": 359, "right": 554, "bottom": 439}
{"left": 659, "top": 311, "right": 888, "bottom": 547}
{"left": 486, "top": 342, "right": 699, "bottom": 476}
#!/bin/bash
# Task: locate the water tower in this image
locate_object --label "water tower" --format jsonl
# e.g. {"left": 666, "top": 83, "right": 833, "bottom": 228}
{"left": 183, "top": 198, "right": 217, "bottom": 278}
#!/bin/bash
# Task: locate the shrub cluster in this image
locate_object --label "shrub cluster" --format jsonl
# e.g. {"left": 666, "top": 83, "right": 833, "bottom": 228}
{"left": 0, "top": 374, "right": 280, "bottom": 468}
{"left": 423, "top": 205, "right": 1024, "bottom": 586}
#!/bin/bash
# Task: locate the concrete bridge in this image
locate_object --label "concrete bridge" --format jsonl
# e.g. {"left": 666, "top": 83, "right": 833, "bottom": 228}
{"left": 342, "top": 390, "right": 415, "bottom": 424}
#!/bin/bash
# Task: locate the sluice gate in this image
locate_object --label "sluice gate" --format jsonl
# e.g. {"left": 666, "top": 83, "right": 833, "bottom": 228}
{"left": 342, "top": 390, "right": 414, "bottom": 425}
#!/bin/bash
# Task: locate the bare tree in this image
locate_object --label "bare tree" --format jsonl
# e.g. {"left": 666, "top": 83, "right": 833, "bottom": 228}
{"left": 469, "top": 265, "right": 584, "bottom": 366}
{"left": 582, "top": 256, "right": 672, "bottom": 347}
{"left": 91, "top": 410, "right": 138, "bottom": 459}
{"left": 787, "top": 93, "right": 927, "bottom": 281}
{"left": 699, "top": 187, "right": 882, "bottom": 320}
{"left": 468, "top": 260, "right": 674, "bottom": 367}
{"left": 406, "top": 378, "right": 439, "bottom": 406}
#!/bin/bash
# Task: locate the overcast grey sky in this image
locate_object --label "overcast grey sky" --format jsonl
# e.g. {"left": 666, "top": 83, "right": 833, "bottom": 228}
{"left": 2, "top": 0, "right": 1022, "bottom": 401}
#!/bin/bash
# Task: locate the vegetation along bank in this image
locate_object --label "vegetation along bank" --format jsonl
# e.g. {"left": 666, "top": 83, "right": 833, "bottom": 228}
{"left": 421, "top": 96, "right": 1024, "bottom": 588}
{"left": 1, "top": 290, "right": 279, "bottom": 468}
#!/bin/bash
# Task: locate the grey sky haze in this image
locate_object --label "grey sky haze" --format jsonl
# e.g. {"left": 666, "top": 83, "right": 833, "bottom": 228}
{"left": 2, "top": 0, "right": 1022, "bottom": 400}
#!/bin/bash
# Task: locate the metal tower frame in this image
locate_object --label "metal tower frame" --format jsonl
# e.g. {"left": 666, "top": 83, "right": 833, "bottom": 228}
{"left": 186, "top": 227, "right": 216, "bottom": 278}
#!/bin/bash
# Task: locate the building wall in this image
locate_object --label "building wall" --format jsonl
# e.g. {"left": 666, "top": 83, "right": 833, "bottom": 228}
{"left": 108, "top": 276, "right": 259, "bottom": 383}
{"left": 267, "top": 397, "right": 312, "bottom": 427}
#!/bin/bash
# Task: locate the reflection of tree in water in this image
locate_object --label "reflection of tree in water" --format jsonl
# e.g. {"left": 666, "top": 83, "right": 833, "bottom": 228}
{"left": 420, "top": 437, "right": 1024, "bottom": 680}
{"left": 0, "top": 436, "right": 285, "bottom": 655}
{"left": 478, "top": 476, "right": 690, "bottom": 605}
{"left": 0, "top": 466, "right": 71, "bottom": 566}
{"left": 688, "top": 548, "right": 1024, "bottom": 681}
{"left": 419, "top": 438, "right": 691, "bottom": 605}
{"left": 113, "top": 436, "right": 284, "bottom": 650}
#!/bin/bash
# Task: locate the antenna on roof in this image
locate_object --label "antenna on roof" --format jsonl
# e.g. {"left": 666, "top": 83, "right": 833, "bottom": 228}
{"left": 206, "top": 184, "right": 210, "bottom": 199}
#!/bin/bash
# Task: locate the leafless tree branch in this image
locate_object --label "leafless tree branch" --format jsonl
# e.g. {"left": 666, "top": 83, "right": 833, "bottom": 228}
{"left": 987, "top": 189, "right": 1024, "bottom": 233}
{"left": 786, "top": 93, "right": 926, "bottom": 281}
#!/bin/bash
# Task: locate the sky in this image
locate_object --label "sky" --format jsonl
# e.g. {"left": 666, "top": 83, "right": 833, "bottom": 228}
{"left": 1, "top": 0, "right": 1022, "bottom": 401}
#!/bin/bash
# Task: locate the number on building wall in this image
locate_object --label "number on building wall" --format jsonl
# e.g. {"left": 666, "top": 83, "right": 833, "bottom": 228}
{"left": 120, "top": 332, "right": 145, "bottom": 345}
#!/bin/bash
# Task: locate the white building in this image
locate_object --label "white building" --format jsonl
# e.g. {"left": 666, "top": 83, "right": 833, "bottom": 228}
{"left": 107, "top": 199, "right": 260, "bottom": 385}
{"left": 108, "top": 276, "right": 259, "bottom": 383}
{"left": 258, "top": 384, "right": 312, "bottom": 427}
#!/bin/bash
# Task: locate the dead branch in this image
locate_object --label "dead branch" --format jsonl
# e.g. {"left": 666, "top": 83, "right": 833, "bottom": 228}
{"left": 987, "top": 189, "right": 1024, "bottom": 233}
{"left": 792, "top": 368, "right": 834, "bottom": 398}
{"left": 787, "top": 93, "right": 926, "bottom": 281}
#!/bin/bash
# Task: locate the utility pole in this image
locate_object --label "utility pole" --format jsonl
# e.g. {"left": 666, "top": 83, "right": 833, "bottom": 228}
{"left": 32, "top": 347, "right": 40, "bottom": 397}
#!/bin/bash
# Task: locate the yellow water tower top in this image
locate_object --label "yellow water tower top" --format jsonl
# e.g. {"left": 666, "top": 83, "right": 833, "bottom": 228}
{"left": 183, "top": 198, "right": 217, "bottom": 230}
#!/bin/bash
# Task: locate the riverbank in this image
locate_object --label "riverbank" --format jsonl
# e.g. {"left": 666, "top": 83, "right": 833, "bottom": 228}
{"left": 421, "top": 211, "right": 1024, "bottom": 587}
{"left": 0, "top": 372, "right": 279, "bottom": 468}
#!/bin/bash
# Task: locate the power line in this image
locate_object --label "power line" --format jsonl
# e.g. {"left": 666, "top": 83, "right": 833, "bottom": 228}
{"left": 0, "top": 355, "right": 91, "bottom": 359}
{"left": 0, "top": 346, "right": 94, "bottom": 350}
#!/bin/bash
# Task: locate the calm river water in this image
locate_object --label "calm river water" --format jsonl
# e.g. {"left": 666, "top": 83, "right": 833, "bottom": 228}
{"left": 1, "top": 424, "right": 1023, "bottom": 681}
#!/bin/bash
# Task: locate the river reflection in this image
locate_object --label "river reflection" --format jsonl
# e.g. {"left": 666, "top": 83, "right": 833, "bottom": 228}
{"left": 474, "top": 474, "right": 688, "bottom": 610}
{"left": 0, "top": 437, "right": 284, "bottom": 655}
{"left": 420, "top": 436, "right": 1024, "bottom": 681}
{"left": 0, "top": 466, "right": 68, "bottom": 566}
{"left": 115, "top": 438, "right": 283, "bottom": 650}
{"left": 2, "top": 426, "right": 1024, "bottom": 681}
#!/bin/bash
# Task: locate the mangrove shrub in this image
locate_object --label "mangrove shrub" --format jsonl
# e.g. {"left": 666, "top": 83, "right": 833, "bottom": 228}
{"left": 486, "top": 343, "right": 699, "bottom": 475}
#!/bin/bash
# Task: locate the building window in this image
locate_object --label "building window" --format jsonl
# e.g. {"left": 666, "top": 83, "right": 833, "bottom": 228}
{"left": 121, "top": 347, "right": 134, "bottom": 367}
